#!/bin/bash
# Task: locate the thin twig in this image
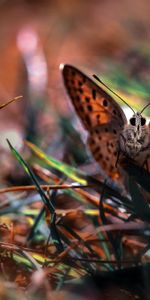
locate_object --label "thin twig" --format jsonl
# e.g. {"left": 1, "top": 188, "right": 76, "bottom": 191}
{"left": 0, "top": 184, "right": 89, "bottom": 194}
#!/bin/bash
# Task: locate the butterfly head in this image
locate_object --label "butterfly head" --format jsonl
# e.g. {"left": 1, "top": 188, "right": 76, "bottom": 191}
{"left": 129, "top": 102, "right": 150, "bottom": 128}
{"left": 129, "top": 112, "right": 146, "bottom": 128}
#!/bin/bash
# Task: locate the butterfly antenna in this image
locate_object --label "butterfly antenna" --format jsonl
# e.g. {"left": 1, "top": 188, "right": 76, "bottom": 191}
{"left": 93, "top": 74, "right": 135, "bottom": 114}
{"left": 140, "top": 103, "right": 150, "bottom": 114}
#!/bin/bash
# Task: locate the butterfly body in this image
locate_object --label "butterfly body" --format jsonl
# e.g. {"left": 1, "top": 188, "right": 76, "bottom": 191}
{"left": 61, "top": 64, "right": 150, "bottom": 179}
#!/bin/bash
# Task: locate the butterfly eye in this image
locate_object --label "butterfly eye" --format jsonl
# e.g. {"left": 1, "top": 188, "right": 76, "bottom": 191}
{"left": 130, "top": 117, "right": 136, "bottom": 126}
{"left": 141, "top": 118, "right": 146, "bottom": 126}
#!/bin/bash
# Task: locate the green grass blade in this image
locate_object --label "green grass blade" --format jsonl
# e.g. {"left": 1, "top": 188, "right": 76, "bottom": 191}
{"left": 25, "top": 141, "right": 87, "bottom": 185}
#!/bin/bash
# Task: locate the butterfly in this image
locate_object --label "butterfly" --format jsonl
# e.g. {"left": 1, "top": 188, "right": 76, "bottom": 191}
{"left": 60, "top": 64, "right": 150, "bottom": 180}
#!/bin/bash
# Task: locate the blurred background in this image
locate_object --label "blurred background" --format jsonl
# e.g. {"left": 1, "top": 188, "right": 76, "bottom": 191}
{"left": 0, "top": 0, "right": 149, "bottom": 178}
{"left": 0, "top": 2, "right": 150, "bottom": 298}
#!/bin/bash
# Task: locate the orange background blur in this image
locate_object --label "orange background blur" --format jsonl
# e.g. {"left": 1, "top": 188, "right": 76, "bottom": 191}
{"left": 0, "top": 0, "right": 149, "bottom": 168}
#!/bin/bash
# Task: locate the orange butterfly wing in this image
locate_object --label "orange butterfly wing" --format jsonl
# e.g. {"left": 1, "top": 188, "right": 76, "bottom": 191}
{"left": 87, "top": 124, "right": 121, "bottom": 179}
{"left": 61, "top": 64, "right": 127, "bottom": 179}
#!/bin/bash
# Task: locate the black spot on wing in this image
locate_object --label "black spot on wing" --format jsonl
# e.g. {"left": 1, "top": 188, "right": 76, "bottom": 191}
{"left": 92, "top": 89, "right": 96, "bottom": 100}
{"left": 85, "top": 96, "right": 90, "bottom": 103}
{"left": 85, "top": 115, "right": 91, "bottom": 127}
{"left": 87, "top": 105, "right": 93, "bottom": 112}
{"left": 78, "top": 88, "right": 83, "bottom": 94}
{"left": 78, "top": 80, "right": 83, "bottom": 86}
{"left": 103, "top": 99, "right": 108, "bottom": 107}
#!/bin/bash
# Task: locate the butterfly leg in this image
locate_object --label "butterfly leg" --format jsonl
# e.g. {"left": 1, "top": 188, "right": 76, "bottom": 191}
{"left": 143, "top": 159, "right": 149, "bottom": 172}
{"left": 115, "top": 150, "right": 121, "bottom": 168}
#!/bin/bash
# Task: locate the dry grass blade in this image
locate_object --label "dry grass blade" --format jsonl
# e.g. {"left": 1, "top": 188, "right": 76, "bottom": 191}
{"left": 0, "top": 95, "right": 22, "bottom": 109}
